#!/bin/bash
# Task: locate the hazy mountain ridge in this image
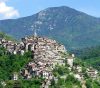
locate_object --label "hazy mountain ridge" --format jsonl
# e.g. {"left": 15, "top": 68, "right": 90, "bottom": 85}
{"left": 0, "top": 6, "right": 100, "bottom": 50}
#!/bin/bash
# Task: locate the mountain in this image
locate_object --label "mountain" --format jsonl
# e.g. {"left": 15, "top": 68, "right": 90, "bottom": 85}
{"left": 0, "top": 6, "right": 100, "bottom": 50}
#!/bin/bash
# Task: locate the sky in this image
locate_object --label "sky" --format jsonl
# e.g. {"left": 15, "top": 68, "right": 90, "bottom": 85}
{"left": 0, "top": 0, "right": 100, "bottom": 20}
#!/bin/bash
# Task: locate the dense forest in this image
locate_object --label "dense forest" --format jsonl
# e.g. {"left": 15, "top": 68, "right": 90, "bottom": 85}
{"left": 72, "top": 46, "right": 100, "bottom": 70}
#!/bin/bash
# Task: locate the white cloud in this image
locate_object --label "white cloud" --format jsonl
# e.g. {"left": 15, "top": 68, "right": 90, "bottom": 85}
{"left": 0, "top": 1, "right": 19, "bottom": 19}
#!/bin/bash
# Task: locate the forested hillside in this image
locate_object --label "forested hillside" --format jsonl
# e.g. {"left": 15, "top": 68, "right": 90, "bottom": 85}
{"left": 72, "top": 46, "right": 100, "bottom": 70}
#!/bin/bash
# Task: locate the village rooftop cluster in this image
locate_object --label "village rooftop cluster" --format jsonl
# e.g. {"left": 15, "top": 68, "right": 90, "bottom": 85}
{"left": 0, "top": 35, "right": 99, "bottom": 87}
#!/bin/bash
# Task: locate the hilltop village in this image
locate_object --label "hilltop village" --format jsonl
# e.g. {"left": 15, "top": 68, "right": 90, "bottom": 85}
{"left": 0, "top": 35, "right": 99, "bottom": 88}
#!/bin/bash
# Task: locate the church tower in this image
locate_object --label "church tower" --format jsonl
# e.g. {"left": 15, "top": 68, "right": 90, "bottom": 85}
{"left": 34, "top": 29, "right": 37, "bottom": 37}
